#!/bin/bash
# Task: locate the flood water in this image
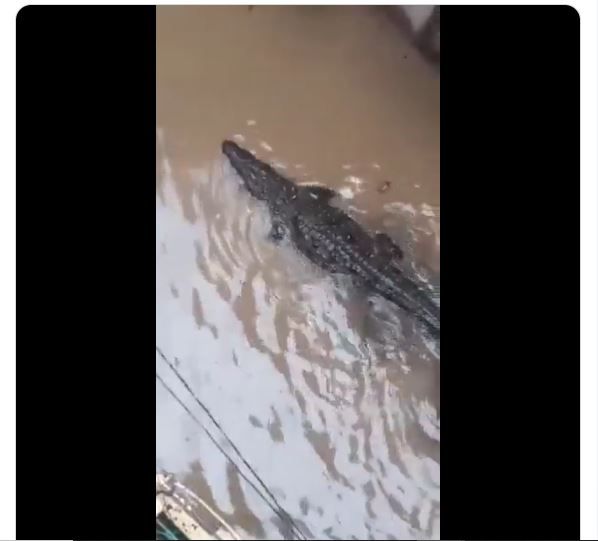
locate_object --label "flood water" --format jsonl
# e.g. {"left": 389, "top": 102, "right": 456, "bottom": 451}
{"left": 156, "top": 6, "right": 439, "bottom": 540}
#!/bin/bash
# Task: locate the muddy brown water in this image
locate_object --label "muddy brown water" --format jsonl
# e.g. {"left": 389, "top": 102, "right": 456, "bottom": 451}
{"left": 156, "top": 6, "right": 439, "bottom": 540}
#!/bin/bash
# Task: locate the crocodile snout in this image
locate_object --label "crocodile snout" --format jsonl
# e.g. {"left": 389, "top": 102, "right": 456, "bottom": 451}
{"left": 222, "top": 140, "right": 254, "bottom": 164}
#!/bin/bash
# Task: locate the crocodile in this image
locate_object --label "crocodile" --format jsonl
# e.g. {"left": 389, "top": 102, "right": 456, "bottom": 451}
{"left": 222, "top": 140, "right": 440, "bottom": 339}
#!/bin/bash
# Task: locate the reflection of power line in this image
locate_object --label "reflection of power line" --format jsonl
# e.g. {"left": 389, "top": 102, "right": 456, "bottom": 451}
{"left": 156, "top": 347, "right": 309, "bottom": 541}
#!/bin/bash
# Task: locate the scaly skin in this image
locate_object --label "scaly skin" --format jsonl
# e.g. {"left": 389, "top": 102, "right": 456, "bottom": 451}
{"left": 222, "top": 140, "right": 440, "bottom": 339}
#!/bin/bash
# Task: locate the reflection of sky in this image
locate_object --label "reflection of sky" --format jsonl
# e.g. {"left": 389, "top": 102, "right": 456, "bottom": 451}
{"left": 156, "top": 135, "right": 440, "bottom": 540}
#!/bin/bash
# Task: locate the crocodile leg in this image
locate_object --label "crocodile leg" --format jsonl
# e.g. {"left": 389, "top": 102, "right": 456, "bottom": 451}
{"left": 267, "top": 218, "right": 287, "bottom": 243}
{"left": 299, "top": 185, "right": 338, "bottom": 203}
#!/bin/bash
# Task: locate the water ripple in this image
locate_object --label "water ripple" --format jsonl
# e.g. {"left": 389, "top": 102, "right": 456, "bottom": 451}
{"left": 157, "top": 131, "right": 439, "bottom": 539}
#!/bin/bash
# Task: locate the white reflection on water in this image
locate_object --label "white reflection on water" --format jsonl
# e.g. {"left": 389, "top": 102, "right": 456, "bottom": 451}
{"left": 156, "top": 131, "right": 439, "bottom": 540}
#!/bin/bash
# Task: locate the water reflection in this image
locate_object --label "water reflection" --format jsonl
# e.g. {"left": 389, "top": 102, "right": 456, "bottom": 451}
{"left": 156, "top": 130, "right": 439, "bottom": 539}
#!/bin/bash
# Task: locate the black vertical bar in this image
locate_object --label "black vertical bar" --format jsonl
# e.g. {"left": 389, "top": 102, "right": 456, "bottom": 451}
{"left": 441, "top": 6, "right": 580, "bottom": 540}
{"left": 17, "top": 6, "right": 156, "bottom": 539}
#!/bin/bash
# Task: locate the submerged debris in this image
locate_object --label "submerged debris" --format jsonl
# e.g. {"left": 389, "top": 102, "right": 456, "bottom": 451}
{"left": 377, "top": 180, "right": 391, "bottom": 193}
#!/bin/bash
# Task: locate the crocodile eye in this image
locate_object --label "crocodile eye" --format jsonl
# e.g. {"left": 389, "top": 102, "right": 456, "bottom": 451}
{"left": 346, "top": 233, "right": 353, "bottom": 241}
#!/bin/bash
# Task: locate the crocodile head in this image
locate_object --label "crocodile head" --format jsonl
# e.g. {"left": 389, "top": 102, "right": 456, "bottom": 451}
{"left": 222, "top": 140, "right": 292, "bottom": 203}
